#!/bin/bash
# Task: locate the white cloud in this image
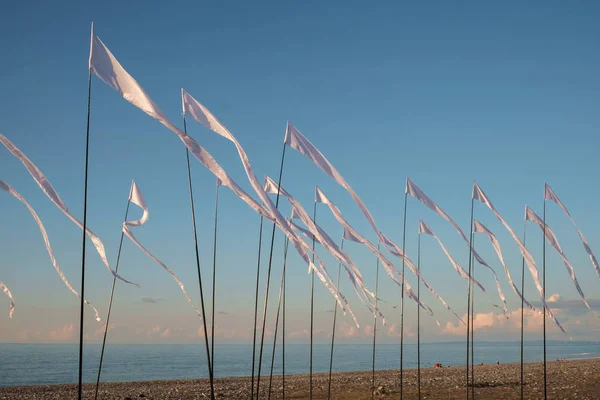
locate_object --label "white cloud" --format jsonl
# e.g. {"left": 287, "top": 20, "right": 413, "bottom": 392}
{"left": 160, "top": 328, "right": 171, "bottom": 339}
{"left": 49, "top": 324, "right": 76, "bottom": 341}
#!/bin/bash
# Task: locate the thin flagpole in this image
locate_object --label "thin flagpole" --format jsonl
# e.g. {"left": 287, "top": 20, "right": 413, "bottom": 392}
{"left": 78, "top": 23, "right": 94, "bottom": 400}
{"left": 400, "top": 191, "right": 408, "bottom": 400}
{"left": 267, "top": 238, "right": 289, "bottom": 400}
{"left": 417, "top": 233, "right": 421, "bottom": 400}
{"left": 250, "top": 216, "right": 264, "bottom": 399}
{"left": 182, "top": 116, "right": 214, "bottom": 400}
{"left": 466, "top": 196, "right": 475, "bottom": 400}
{"left": 542, "top": 193, "right": 547, "bottom": 400}
{"left": 371, "top": 243, "right": 381, "bottom": 400}
{"left": 256, "top": 143, "right": 288, "bottom": 399}
{"left": 471, "top": 232, "right": 476, "bottom": 400}
{"left": 310, "top": 202, "right": 317, "bottom": 400}
{"left": 211, "top": 178, "right": 220, "bottom": 376}
{"left": 94, "top": 192, "right": 131, "bottom": 400}
{"left": 520, "top": 217, "right": 527, "bottom": 400}
{"left": 282, "top": 240, "right": 286, "bottom": 400}
{"left": 327, "top": 238, "right": 344, "bottom": 400}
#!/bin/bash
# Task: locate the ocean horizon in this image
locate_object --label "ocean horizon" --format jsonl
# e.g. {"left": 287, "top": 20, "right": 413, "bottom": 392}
{"left": 1, "top": 341, "right": 598, "bottom": 387}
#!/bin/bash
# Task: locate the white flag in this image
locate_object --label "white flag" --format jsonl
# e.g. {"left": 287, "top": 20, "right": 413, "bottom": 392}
{"left": 89, "top": 32, "right": 271, "bottom": 222}
{"left": 0, "top": 280, "right": 15, "bottom": 318}
{"left": 89, "top": 33, "right": 338, "bottom": 316}
{"left": 407, "top": 178, "right": 508, "bottom": 316}
{"left": 182, "top": 90, "right": 322, "bottom": 274}
{"left": 315, "top": 187, "right": 443, "bottom": 319}
{"left": 182, "top": 91, "right": 334, "bottom": 307}
{"left": 472, "top": 182, "right": 566, "bottom": 335}
{"left": 473, "top": 220, "right": 540, "bottom": 314}
{"left": 286, "top": 219, "right": 361, "bottom": 325}
{"left": 264, "top": 176, "right": 368, "bottom": 325}
{"left": 525, "top": 206, "right": 598, "bottom": 318}
{"left": 418, "top": 220, "right": 499, "bottom": 310}
{"left": 284, "top": 122, "right": 381, "bottom": 238}
{"left": 0, "top": 179, "right": 100, "bottom": 321}
{"left": 126, "top": 181, "right": 149, "bottom": 227}
{"left": 0, "top": 133, "right": 137, "bottom": 287}
{"left": 284, "top": 123, "right": 444, "bottom": 309}
{"left": 122, "top": 181, "right": 202, "bottom": 318}
{"left": 545, "top": 183, "right": 600, "bottom": 278}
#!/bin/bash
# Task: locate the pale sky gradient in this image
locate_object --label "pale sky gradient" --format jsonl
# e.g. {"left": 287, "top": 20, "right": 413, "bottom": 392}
{"left": 1, "top": 1, "right": 600, "bottom": 345}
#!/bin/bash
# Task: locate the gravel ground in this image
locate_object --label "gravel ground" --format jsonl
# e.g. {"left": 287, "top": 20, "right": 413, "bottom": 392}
{"left": 1, "top": 358, "right": 598, "bottom": 399}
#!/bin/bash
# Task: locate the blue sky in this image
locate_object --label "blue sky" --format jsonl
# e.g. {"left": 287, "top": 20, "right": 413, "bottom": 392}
{"left": 1, "top": 1, "right": 599, "bottom": 344}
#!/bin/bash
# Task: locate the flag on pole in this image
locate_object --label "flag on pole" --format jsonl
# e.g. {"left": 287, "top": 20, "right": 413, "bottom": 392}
{"left": 122, "top": 181, "right": 202, "bottom": 317}
{"left": 0, "top": 134, "right": 138, "bottom": 287}
{"left": 263, "top": 176, "right": 368, "bottom": 325}
{"left": 89, "top": 33, "right": 342, "bottom": 314}
{"left": 418, "top": 220, "right": 499, "bottom": 310}
{"left": 181, "top": 91, "right": 347, "bottom": 312}
{"left": 0, "top": 179, "right": 100, "bottom": 321}
{"left": 545, "top": 184, "right": 600, "bottom": 278}
{"left": 525, "top": 206, "right": 598, "bottom": 318}
{"left": 315, "top": 187, "right": 442, "bottom": 319}
{"left": 406, "top": 178, "right": 508, "bottom": 316}
{"left": 283, "top": 123, "right": 416, "bottom": 272}
{"left": 0, "top": 280, "right": 15, "bottom": 318}
{"left": 472, "top": 182, "right": 567, "bottom": 335}
{"left": 473, "top": 220, "right": 540, "bottom": 314}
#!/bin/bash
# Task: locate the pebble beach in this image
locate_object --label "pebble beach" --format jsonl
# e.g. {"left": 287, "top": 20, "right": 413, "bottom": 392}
{"left": 1, "top": 358, "right": 598, "bottom": 399}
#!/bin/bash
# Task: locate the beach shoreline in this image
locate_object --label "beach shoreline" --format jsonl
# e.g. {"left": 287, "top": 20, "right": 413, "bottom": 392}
{"left": 1, "top": 358, "right": 598, "bottom": 399}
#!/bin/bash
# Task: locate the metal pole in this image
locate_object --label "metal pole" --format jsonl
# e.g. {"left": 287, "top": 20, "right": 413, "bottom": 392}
{"left": 256, "top": 143, "right": 287, "bottom": 399}
{"left": 417, "top": 233, "right": 421, "bottom": 400}
{"left": 183, "top": 116, "right": 214, "bottom": 399}
{"left": 282, "top": 241, "right": 286, "bottom": 400}
{"left": 471, "top": 232, "right": 475, "bottom": 400}
{"left": 520, "top": 219, "right": 527, "bottom": 400}
{"left": 250, "top": 216, "right": 264, "bottom": 399}
{"left": 466, "top": 196, "right": 475, "bottom": 400}
{"left": 400, "top": 192, "right": 408, "bottom": 400}
{"left": 211, "top": 179, "right": 220, "bottom": 375}
{"left": 267, "top": 239, "right": 289, "bottom": 400}
{"left": 78, "top": 25, "right": 93, "bottom": 399}
{"left": 94, "top": 195, "right": 131, "bottom": 400}
{"left": 543, "top": 195, "right": 547, "bottom": 400}
{"left": 309, "top": 202, "right": 317, "bottom": 400}
{"left": 371, "top": 243, "right": 380, "bottom": 400}
{"left": 327, "top": 238, "right": 344, "bottom": 400}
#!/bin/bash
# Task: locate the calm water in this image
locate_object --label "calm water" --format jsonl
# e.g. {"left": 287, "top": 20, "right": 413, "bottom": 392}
{"left": 0, "top": 341, "right": 598, "bottom": 386}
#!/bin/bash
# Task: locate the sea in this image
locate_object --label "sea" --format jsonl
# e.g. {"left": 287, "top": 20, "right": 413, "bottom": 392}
{"left": 0, "top": 341, "right": 598, "bottom": 387}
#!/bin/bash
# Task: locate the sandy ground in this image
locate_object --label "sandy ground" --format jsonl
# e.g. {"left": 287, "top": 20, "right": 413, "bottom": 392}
{"left": 1, "top": 358, "right": 598, "bottom": 399}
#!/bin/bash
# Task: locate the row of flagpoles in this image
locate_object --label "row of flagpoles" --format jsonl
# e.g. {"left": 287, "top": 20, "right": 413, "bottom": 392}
{"left": 1, "top": 23, "right": 599, "bottom": 400}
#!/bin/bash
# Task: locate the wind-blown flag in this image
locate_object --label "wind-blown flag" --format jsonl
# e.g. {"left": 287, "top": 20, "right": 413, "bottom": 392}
{"left": 181, "top": 91, "right": 344, "bottom": 298}
{"left": 0, "top": 179, "right": 100, "bottom": 321}
{"left": 287, "top": 219, "right": 359, "bottom": 326}
{"left": 122, "top": 181, "right": 202, "bottom": 317}
{"left": 286, "top": 217, "right": 368, "bottom": 307}
{"left": 545, "top": 184, "right": 600, "bottom": 278}
{"left": 0, "top": 134, "right": 137, "bottom": 287}
{"left": 183, "top": 89, "right": 361, "bottom": 320}
{"left": 473, "top": 220, "right": 540, "bottom": 314}
{"left": 283, "top": 122, "right": 439, "bottom": 299}
{"left": 315, "top": 187, "right": 444, "bottom": 319}
{"left": 88, "top": 31, "right": 351, "bottom": 317}
{"left": 406, "top": 178, "right": 508, "bottom": 317}
{"left": 525, "top": 206, "right": 598, "bottom": 318}
{"left": 263, "top": 176, "right": 370, "bottom": 325}
{"left": 0, "top": 280, "right": 15, "bottom": 318}
{"left": 472, "top": 183, "right": 567, "bottom": 335}
{"left": 418, "top": 220, "right": 499, "bottom": 310}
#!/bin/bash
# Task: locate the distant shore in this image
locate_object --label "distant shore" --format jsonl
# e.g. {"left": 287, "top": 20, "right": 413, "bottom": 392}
{"left": 1, "top": 358, "right": 598, "bottom": 399}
